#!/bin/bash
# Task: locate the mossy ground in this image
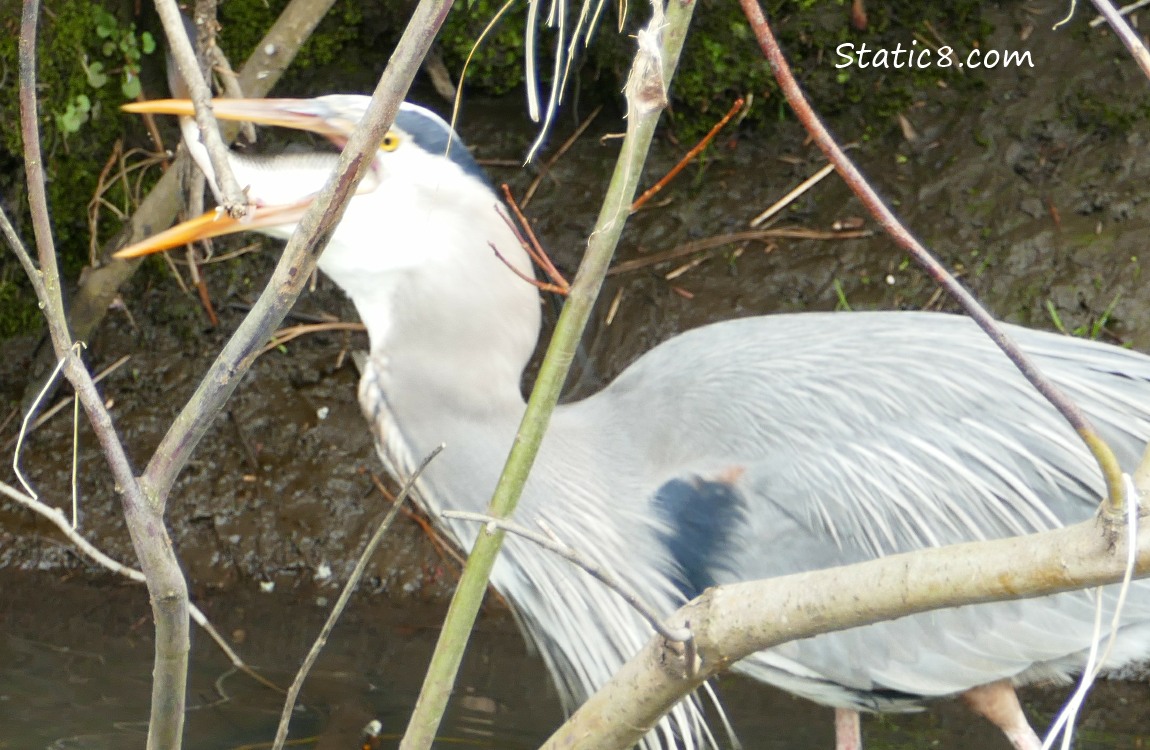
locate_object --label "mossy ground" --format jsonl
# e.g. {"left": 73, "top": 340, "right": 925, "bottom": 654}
{"left": 0, "top": 0, "right": 1137, "bottom": 339}
{"left": 0, "top": 0, "right": 158, "bottom": 335}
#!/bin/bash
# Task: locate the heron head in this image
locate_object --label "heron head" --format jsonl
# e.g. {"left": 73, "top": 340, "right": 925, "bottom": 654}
{"left": 112, "top": 96, "right": 497, "bottom": 271}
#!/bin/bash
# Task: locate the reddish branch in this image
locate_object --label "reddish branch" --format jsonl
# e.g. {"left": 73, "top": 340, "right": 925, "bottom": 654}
{"left": 738, "top": 0, "right": 1127, "bottom": 519}
{"left": 631, "top": 96, "right": 745, "bottom": 212}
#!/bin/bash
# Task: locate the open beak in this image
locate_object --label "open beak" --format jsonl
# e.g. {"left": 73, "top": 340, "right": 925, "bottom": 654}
{"left": 122, "top": 97, "right": 359, "bottom": 145}
{"left": 114, "top": 97, "right": 368, "bottom": 259}
{"left": 113, "top": 200, "right": 313, "bottom": 259}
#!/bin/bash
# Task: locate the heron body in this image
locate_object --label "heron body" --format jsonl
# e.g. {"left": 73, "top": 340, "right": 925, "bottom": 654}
{"left": 119, "top": 96, "right": 1150, "bottom": 750}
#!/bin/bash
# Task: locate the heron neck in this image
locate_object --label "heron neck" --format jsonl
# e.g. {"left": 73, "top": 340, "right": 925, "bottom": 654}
{"left": 321, "top": 227, "right": 543, "bottom": 415}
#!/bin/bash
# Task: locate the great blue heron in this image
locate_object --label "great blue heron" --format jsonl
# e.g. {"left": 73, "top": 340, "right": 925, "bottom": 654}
{"left": 116, "top": 95, "right": 1150, "bottom": 750}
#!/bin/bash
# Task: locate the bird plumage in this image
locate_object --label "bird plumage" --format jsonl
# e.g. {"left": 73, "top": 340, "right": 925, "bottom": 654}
{"left": 121, "top": 95, "right": 1150, "bottom": 750}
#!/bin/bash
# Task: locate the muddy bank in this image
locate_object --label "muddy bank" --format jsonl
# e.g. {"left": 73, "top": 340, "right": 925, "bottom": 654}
{"left": 5, "top": 4, "right": 1150, "bottom": 593}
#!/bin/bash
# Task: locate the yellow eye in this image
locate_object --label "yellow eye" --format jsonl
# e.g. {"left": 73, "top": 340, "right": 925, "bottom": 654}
{"left": 380, "top": 132, "right": 401, "bottom": 152}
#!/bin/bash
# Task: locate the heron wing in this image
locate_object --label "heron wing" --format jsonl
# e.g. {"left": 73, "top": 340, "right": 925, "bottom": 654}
{"left": 604, "top": 311, "right": 1150, "bottom": 704}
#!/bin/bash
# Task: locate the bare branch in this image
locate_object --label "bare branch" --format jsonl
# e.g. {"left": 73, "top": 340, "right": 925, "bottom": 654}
{"left": 17, "top": 4, "right": 191, "bottom": 745}
{"left": 1088, "top": 0, "right": 1150, "bottom": 79}
{"left": 542, "top": 513, "right": 1150, "bottom": 750}
{"left": 631, "top": 96, "right": 745, "bottom": 212}
{"left": 738, "top": 0, "right": 1127, "bottom": 521}
{"left": 153, "top": 0, "right": 249, "bottom": 219}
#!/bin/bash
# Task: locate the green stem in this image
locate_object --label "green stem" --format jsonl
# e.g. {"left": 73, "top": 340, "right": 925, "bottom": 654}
{"left": 397, "top": 1, "right": 698, "bottom": 747}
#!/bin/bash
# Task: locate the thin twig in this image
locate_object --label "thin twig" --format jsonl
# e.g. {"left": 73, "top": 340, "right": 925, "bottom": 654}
{"left": 749, "top": 162, "right": 836, "bottom": 227}
{"left": 161, "top": 249, "right": 193, "bottom": 296}
{"left": 0, "top": 479, "right": 278, "bottom": 693}
{"left": 137, "top": 95, "right": 171, "bottom": 167}
{"left": 490, "top": 242, "right": 570, "bottom": 295}
{"left": 492, "top": 186, "right": 568, "bottom": 294}
{"left": 370, "top": 472, "right": 466, "bottom": 569}
{"left": 208, "top": 44, "right": 257, "bottom": 142}
{"left": 631, "top": 96, "right": 745, "bottom": 212}
{"left": 739, "top": 0, "right": 1128, "bottom": 519}
{"left": 1090, "top": 0, "right": 1150, "bottom": 26}
{"left": 272, "top": 447, "right": 443, "bottom": 750}
{"left": 186, "top": 244, "right": 220, "bottom": 327}
{"left": 608, "top": 227, "right": 872, "bottom": 276}
{"left": 442, "top": 510, "right": 692, "bottom": 645}
{"left": 153, "top": 0, "right": 249, "bottom": 219}
{"left": 500, "top": 185, "right": 570, "bottom": 292}
{"left": 257, "top": 321, "right": 367, "bottom": 356}
{"left": 605, "top": 287, "right": 623, "bottom": 326}
{"left": 88, "top": 141, "right": 124, "bottom": 266}
{"left": 1088, "top": 0, "right": 1150, "bottom": 80}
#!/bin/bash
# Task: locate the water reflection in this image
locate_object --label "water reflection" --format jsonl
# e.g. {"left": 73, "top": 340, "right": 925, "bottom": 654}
{"left": 2, "top": 572, "right": 1148, "bottom": 749}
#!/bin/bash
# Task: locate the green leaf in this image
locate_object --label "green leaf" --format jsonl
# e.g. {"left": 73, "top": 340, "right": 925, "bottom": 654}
{"left": 95, "top": 8, "right": 116, "bottom": 38}
{"left": 121, "top": 74, "right": 141, "bottom": 99}
{"left": 141, "top": 32, "right": 156, "bottom": 55}
{"left": 85, "top": 61, "right": 108, "bottom": 89}
{"left": 102, "top": 41, "right": 116, "bottom": 56}
{"left": 56, "top": 98, "right": 91, "bottom": 134}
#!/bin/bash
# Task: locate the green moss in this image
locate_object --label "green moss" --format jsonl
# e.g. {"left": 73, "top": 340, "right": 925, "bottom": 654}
{"left": 218, "top": 0, "right": 379, "bottom": 93}
{"left": 440, "top": 0, "right": 529, "bottom": 95}
{"left": 1068, "top": 86, "right": 1150, "bottom": 135}
{"left": 0, "top": 277, "right": 41, "bottom": 338}
{"left": 0, "top": 0, "right": 149, "bottom": 275}
{"left": 668, "top": 5, "right": 774, "bottom": 133}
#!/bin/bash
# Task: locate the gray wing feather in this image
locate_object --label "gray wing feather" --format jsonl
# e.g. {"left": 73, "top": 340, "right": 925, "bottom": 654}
{"left": 582, "top": 310, "right": 1150, "bottom": 708}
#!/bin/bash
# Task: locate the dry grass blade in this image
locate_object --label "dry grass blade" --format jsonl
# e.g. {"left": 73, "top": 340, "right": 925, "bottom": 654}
{"left": 609, "top": 226, "right": 872, "bottom": 275}
{"left": 749, "top": 162, "right": 835, "bottom": 227}
{"left": 258, "top": 322, "right": 367, "bottom": 357}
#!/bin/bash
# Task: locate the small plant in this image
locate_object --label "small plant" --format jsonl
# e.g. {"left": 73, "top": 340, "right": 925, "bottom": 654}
{"left": 55, "top": 93, "right": 92, "bottom": 135}
{"left": 94, "top": 7, "right": 155, "bottom": 99}
{"left": 1045, "top": 293, "right": 1122, "bottom": 340}
{"left": 55, "top": 8, "right": 155, "bottom": 137}
{"left": 833, "top": 277, "right": 852, "bottom": 311}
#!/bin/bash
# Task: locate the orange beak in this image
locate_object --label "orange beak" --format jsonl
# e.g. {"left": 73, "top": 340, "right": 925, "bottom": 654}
{"left": 114, "top": 97, "right": 366, "bottom": 259}
{"left": 121, "top": 97, "right": 360, "bottom": 144}
{"left": 112, "top": 200, "right": 314, "bottom": 259}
